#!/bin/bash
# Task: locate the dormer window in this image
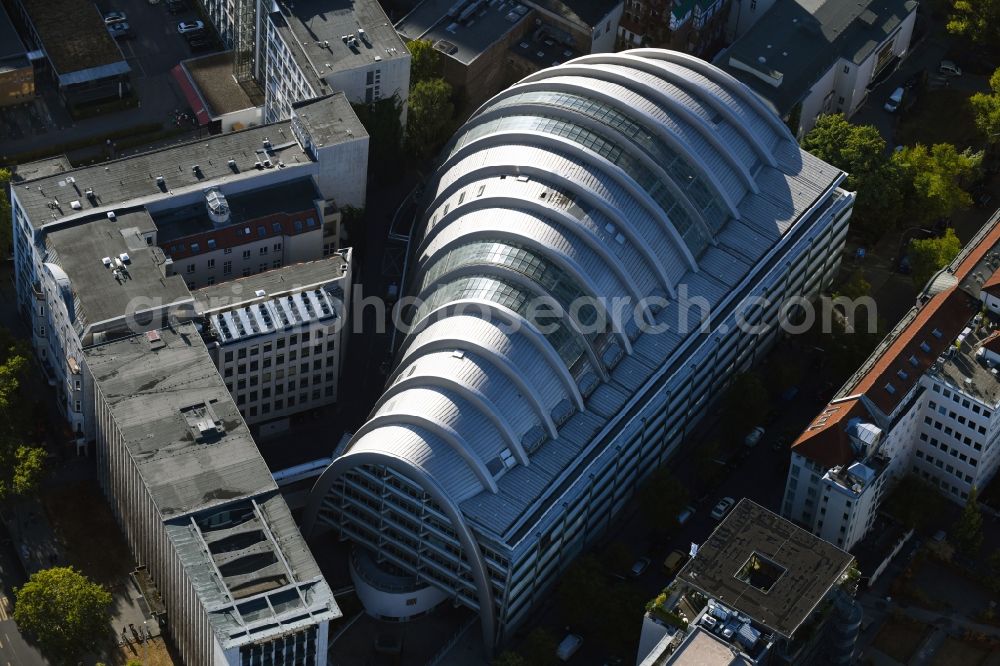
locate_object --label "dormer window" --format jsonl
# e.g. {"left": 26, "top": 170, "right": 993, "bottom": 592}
{"left": 885, "top": 383, "right": 896, "bottom": 395}
{"left": 932, "top": 328, "right": 943, "bottom": 339}
{"left": 897, "top": 370, "right": 908, "bottom": 380}
{"left": 920, "top": 341, "right": 931, "bottom": 353}
{"left": 909, "top": 355, "right": 919, "bottom": 367}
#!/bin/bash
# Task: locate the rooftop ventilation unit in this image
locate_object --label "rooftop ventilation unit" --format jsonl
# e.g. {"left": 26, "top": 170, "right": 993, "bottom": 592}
{"left": 255, "top": 289, "right": 267, "bottom": 297}
{"left": 119, "top": 252, "right": 131, "bottom": 264}
{"left": 156, "top": 175, "right": 166, "bottom": 191}
{"left": 101, "top": 257, "right": 112, "bottom": 268}
{"left": 263, "top": 138, "right": 271, "bottom": 149}
{"left": 227, "top": 159, "right": 237, "bottom": 172}
{"left": 192, "top": 165, "right": 202, "bottom": 178}
{"left": 107, "top": 211, "right": 116, "bottom": 221}
{"left": 70, "top": 200, "right": 81, "bottom": 210}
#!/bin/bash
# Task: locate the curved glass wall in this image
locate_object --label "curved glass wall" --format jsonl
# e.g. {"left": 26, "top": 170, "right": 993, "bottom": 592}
{"left": 486, "top": 91, "right": 728, "bottom": 232}
{"left": 411, "top": 275, "right": 589, "bottom": 373}
{"left": 450, "top": 114, "right": 713, "bottom": 256}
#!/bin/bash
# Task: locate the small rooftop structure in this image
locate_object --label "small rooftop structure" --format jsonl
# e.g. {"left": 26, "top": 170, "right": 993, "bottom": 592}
{"left": 0, "top": 4, "right": 28, "bottom": 67}
{"left": 660, "top": 626, "right": 753, "bottom": 665}
{"left": 721, "top": 0, "right": 917, "bottom": 116}
{"left": 677, "top": 499, "right": 853, "bottom": 638}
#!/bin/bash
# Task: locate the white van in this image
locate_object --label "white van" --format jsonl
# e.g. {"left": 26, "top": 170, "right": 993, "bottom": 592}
{"left": 556, "top": 634, "right": 583, "bottom": 661}
{"left": 883, "top": 87, "right": 904, "bottom": 113}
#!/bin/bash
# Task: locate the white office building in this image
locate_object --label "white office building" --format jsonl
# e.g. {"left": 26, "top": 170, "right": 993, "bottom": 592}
{"left": 195, "top": 253, "right": 354, "bottom": 425}
{"left": 303, "top": 50, "right": 854, "bottom": 651}
{"left": 11, "top": 94, "right": 368, "bottom": 441}
{"left": 785, "top": 213, "right": 1000, "bottom": 550}
{"left": 718, "top": 0, "right": 918, "bottom": 137}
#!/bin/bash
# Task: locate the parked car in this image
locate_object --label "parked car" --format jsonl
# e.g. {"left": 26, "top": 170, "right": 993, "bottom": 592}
{"left": 939, "top": 60, "right": 962, "bottom": 77}
{"left": 663, "top": 549, "right": 688, "bottom": 576}
{"left": 630, "top": 557, "right": 651, "bottom": 577}
{"left": 556, "top": 634, "right": 583, "bottom": 661}
{"left": 710, "top": 497, "right": 735, "bottom": 520}
{"left": 177, "top": 20, "right": 204, "bottom": 33}
{"left": 677, "top": 505, "right": 695, "bottom": 526}
{"left": 744, "top": 426, "right": 765, "bottom": 448}
{"left": 166, "top": 0, "right": 188, "bottom": 12}
{"left": 107, "top": 21, "right": 134, "bottom": 38}
{"left": 103, "top": 10, "right": 127, "bottom": 23}
{"left": 883, "top": 87, "right": 904, "bottom": 113}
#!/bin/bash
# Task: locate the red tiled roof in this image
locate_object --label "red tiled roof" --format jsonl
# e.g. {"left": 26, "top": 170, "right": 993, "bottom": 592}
{"left": 852, "top": 287, "right": 975, "bottom": 415}
{"left": 792, "top": 399, "right": 867, "bottom": 469}
{"left": 793, "top": 219, "right": 1000, "bottom": 468}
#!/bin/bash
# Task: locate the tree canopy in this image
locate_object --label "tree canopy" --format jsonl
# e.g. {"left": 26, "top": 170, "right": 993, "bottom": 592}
{"left": 14, "top": 567, "right": 113, "bottom": 662}
{"left": 352, "top": 96, "right": 404, "bottom": 183}
{"left": 405, "top": 78, "right": 455, "bottom": 162}
{"left": 970, "top": 68, "right": 1000, "bottom": 141}
{"left": 892, "top": 143, "right": 980, "bottom": 224}
{"left": 0, "top": 168, "right": 11, "bottom": 258}
{"left": 801, "top": 115, "right": 904, "bottom": 240}
{"left": 0, "top": 331, "right": 45, "bottom": 499}
{"left": 909, "top": 228, "right": 962, "bottom": 287}
{"left": 638, "top": 468, "right": 689, "bottom": 536}
{"left": 952, "top": 486, "right": 984, "bottom": 556}
{"left": 722, "top": 372, "right": 770, "bottom": 439}
{"left": 407, "top": 39, "right": 443, "bottom": 86}
{"left": 947, "top": 0, "right": 1000, "bottom": 49}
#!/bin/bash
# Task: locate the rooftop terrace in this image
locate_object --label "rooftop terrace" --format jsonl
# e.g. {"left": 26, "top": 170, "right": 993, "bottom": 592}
{"left": 183, "top": 52, "right": 258, "bottom": 117}
{"left": 677, "top": 499, "right": 853, "bottom": 638}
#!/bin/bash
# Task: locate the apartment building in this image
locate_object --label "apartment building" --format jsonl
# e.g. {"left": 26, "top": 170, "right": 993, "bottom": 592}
{"left": 618, "top": 0, "right": 729, "bottom": 58}
{"left": 785, "top": 212, "right": 1000, "bottom": 550}
{"left": 11, "top": 93, "right": 368, "bottom": 440}
{"left": 87, "top": 323, "right": 339, "bottom": 666}
{"left": 194, "top": 253, "right": 354, "bottom": 426}
{"left": 303, "top": 50, "right": 855, "bottom": 651}
{"left": 716, "top": 0, "right": 917, "bottom": 137}
{"left": 0, "top": 5, "right": 34, "bottom": 108}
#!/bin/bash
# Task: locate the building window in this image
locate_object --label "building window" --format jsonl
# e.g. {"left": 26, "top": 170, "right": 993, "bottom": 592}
{"left": 243, "top": 250, "right": 251, "bottom": 259}
{"left": 224, "top": 247, "right": 233, "bottom": 254}
{"left": 224, "top": 261, "right": 232, "bottom": 275}
{"left": 207, "top": 259, "right": 215, "bottom": 268}
{"left": 186, "top": 264, "right": 195, "bottom": 274}
{"left": 260, "top": 246, "right": 268, "bottom": 256}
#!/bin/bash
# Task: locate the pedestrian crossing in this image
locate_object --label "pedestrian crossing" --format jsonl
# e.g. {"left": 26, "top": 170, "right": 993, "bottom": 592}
{"left": 0, "top": 596, "right": 10, "bottom": 621}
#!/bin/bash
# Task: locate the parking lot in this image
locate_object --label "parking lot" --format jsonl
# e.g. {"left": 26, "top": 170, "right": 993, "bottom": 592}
{"left": 1, "top": 0, "right": 222, "bottom": 161}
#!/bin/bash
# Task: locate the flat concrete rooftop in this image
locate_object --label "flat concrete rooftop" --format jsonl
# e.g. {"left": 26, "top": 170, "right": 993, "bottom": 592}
{"left": 44, "top": 209, "right": 192, "bottom": 335}
{"left": 84, "top": 323, "right": 277, "bottom": 518}
{"left": 20, "top": 0, "right": 127, "bottom": 76}
{"left": 396, "top": 0, "right": 531, "bottom": 65}
{"left": 677, "top": 499, "right": 853, "bottom": 638}
{"left": 270, "top": 0, "right": 407, "bottom": 85}
{"left": 193, "top": 254, "right": 350, "bottom": 313}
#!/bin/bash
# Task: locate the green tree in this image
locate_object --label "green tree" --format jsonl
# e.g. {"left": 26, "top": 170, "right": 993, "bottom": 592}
{"left": 722, "top": 372, "right": 770, "bottom": 439}
{"left": 352, "top": 96, "right": 404, "bottom": 184}
{"left": 521, "top": 627, "right": 558, "bottom": 666}
{"left": 970, "top": 68, "right": 1000, "bottom": 142}
{"left": 0, "top": 334, "right": 46, "bottom": 500}
{"left": 405, "top": 78, "right": 455, "bottom": 162}
{"left": 555, "top": 554, "right": 604, "bottom": 629}
{"left": 493, "top": 651, "right": 528, "bottom": 666}
{"left": 638, "top": 468, "right": 689, "bottom": 536}
{"left": 407, "top": 39, "right": 442, "bottom": 85}
{"left": 947, "top": 0, "right": 1000, "bottom": 48}
{"left": 882, "top": 475, "right": 945, "bottom": 531}
{"left": 893, "top": 144, "right": 980, "bottom": 224}
{"left": 0, "top": 168, "right": 11, "bottom": 257}
{"left": 910, "top": 228, "right": 962, "bottom": 287}
{"left": 836, "top": 270, "right": 871, "bottom": 300}
{"left": 953, "top": 487, "right": 984, "bottom": 556}
{"left": 14, "top": 567, "right": 113, "bottom": 662}
{"left": 801, "top": 115, "right": 904, "bottom": 240}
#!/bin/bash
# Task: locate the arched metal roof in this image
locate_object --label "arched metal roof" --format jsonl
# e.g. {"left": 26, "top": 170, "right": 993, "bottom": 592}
{"left": 305, "top": 50, "right": 847, "bottom": 647}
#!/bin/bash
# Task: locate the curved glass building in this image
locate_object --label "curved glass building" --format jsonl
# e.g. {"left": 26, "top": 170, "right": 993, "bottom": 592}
{"left": 305, "top": 49, "right": 854, "bottom": 650}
